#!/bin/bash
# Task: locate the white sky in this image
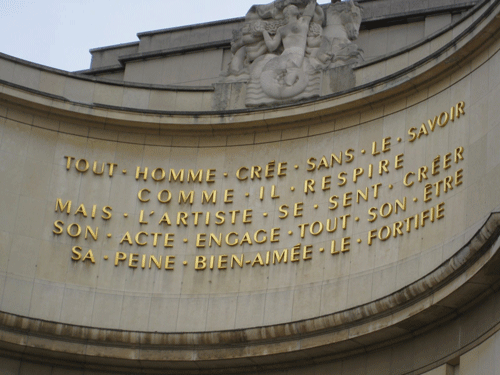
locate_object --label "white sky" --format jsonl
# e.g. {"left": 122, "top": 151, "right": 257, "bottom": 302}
{"left": 0, "top": 0, "right": 260, "bottom": 72}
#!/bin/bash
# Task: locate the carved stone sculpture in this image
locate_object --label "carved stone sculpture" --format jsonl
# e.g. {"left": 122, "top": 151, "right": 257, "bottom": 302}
{"left": 221, "top": 0, "right": 363, "bottom": 107}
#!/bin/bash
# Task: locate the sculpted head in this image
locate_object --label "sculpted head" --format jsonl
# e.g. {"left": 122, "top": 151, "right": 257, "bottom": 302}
{"left": 283, "top": 5, "right": 300, "bottom": 22}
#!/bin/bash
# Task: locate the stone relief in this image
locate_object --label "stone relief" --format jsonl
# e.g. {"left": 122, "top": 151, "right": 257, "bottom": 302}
{"left": 221, "top": 0, "right": 363, "bottom": 107}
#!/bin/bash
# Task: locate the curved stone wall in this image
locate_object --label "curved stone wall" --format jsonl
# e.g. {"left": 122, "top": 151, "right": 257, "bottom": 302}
{"left": 1, "top": 0, "right": 500, "bottom": 373}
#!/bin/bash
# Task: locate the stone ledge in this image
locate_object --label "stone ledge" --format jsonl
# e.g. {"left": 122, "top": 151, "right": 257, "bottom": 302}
{"left": 0, "top": 0, "right": 496, "bottom": 131}
{"left": 0, "top": 213, "right": 499, "bottom": 373}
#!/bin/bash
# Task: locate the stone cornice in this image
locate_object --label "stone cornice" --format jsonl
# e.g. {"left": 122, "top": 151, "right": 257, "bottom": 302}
{"left": 0, "top": 0, "right": 497, "bottom": 133}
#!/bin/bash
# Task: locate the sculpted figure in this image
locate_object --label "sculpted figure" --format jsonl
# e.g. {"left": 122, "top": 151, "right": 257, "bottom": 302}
{"left": 260, "top": 1, "right": 316, "bottom": 88}
{"left": 305, "top": 6, "right": 325, "bottom": 61}
{"left": 322, "top": 0, "right": 363, "bottom": 67}
{"left": 221, "top": 0, "right": 363, "bottom": 106}
{"left": 227, "top": 22, "right": 269, "bottom": 75}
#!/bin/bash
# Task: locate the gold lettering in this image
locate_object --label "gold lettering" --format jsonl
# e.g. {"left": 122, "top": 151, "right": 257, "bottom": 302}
{"left": 291, "top": 245, "right": 300, "bottom": 262}
{"left": 279, "top": 204, "right": 289, "bottom": 219}
{"left": 195, "top": 256, "right": 206, "bottom": 270}
{"left": 64, "top": 156, "right": 75, "bottom": 170}
{"left": 273, "top": 249, "right": 288, "bottom": 264}
{"left": 408, "top": 127, "right": 417, "bottom": 142}
{"left": 455, "top": 146, "right": 464, "bottom": 163}
{"left": 294, "top": 202, "right": 304, "bottom": 217}
{"left": 432, "top": 156, "right": 440, "bottom": 176}
{"left": 93, "top": 161, "right": 105, "bottom": 175}
{"left": 53, "top": 220, "right": 64, "bottom": 235}
{"left": 252, "top": 253, "right": 264, "bottom": 267}
{"left": 196, "top": 233, "right": 206, "bottom": 248}
{"left": 179, "top": 191, "right": 194, "bottom": 204}
{"left": 55, "top": 198, "right": 71, "bottom": 214}
{"left": 226, "top": 232, "right": 238, "bottom": 247}
{"left": 75, "top": 159, "right": 89, "bottom": 173}
{"left": 120, "top": 232, "right": 133, "bottom": 245}
{"left": 71, "top": 246, "right": 82, "bottom": 261}
{"left": 379, "top": 159, "right": 389, "bottom": 175}
{"left": 135, "top": 232, "right": 148, "bottom": 246}
{"left": 82, "top": 250, "right": 95, "bottom": 263}
{"left": 304, "top": 179, "right": 315, "bottom": 194}
{"left": 395, "top": 154, "right": 404, "bottom": 169}
{"left": 236, "top": 167, "right": 248, "bottom": 181}
{"left": 159, "top": 212, "right": 172, "bottom": 225}
{"left": 254, "top": 229, "right": 267, "bottom": 244}
{"left": 303, "top": 245, "right": 313, "bottom": 260}
{"left": 455, "top": 168, "right": 463, "bottom": 186}
{"left": 158, "top": 190, "right": 172, "bottom": 204}
{"left": 149, "top": 255, "right": 162, "bottom": 269}
{"left": 188, "top": 169, "right": 203, "bottom": 183}
{"left": 152, "top": 168, "right": 165, "bottom": 181}
{"left": 382, "top": 137, "right": 391, "bottom": 152}
{"left": 115, "top": 252, "right": 127, "bottom": 265}
{"left": 138, "top": 188, "right": 150, "bottom": 202}
{"left": 353, "top": 167, "right": 363, "bottom": 183}
{"left": 224, "top": 189, "right": 234, "bottom": 203}
{"left": 341, "top": 237, "right": 350, "bottom": 252}
{"left": 424, "top": 184, "right": 433, "bottom": 202}
{"left": 202, "top": 190, "right": 217, "bottom": 204}
{"left": 85, "top": 226, "right": 98, "bottom": 241}
{"left": 404, "top": 172, "right": 415, "bottom": 187}
{"left": 136, "top": 166, "right": 148, "bottom": 181}
{"left": 206, "top": 169, "right": 216, "bottom": 183}
{"left": 164, "top": 233, "right": 174, "bottom": 247}
{"left": 67, "top": 223, "right": 81, "bottom": 238}
{"left": 74, "top": 204, "right": 87, "bottom": 217}
{"left": 270, "top": 228, "right": 280, "bottom": 242}
{"left": 231, "top": 254, "right": 244, "bottom": 268}
{"left": 243, "top": 209, "right": 253, "bottom": 224}
{"left": 218, "top": 255, "right": 228, "bottom": 270}
{"left": 165, "top": 256, "right": 175, "bottom": 270}
{"left": 169, "top": 169, "right": 184, "bottom": 182}
{"left": 277, "top": 162, "right": 287, "bottom": 176}
{"left": 265, "top": 161, "right": 275, "bottom": 178}
{"left": 151, "top": 233, "right": 162, "bottom": 247}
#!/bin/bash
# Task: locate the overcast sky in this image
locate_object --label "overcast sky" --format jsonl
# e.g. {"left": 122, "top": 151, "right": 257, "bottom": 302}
{"left": 0, "top": 0, "right": 261, "bottom": 72}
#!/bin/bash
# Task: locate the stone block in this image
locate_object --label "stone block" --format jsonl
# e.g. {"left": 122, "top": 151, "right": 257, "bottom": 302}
{"left": 325, "top": 65, "right": 356, "bottom": 95}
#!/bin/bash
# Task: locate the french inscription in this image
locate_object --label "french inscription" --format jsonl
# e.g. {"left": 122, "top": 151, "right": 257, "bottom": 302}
{"left": 52, "top": 101, "right": 467, "bottom": 273}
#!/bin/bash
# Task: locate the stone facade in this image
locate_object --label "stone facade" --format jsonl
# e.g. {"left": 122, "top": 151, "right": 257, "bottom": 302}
{"left": 1, "top": 0, "right": 500, "bottom": 374}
